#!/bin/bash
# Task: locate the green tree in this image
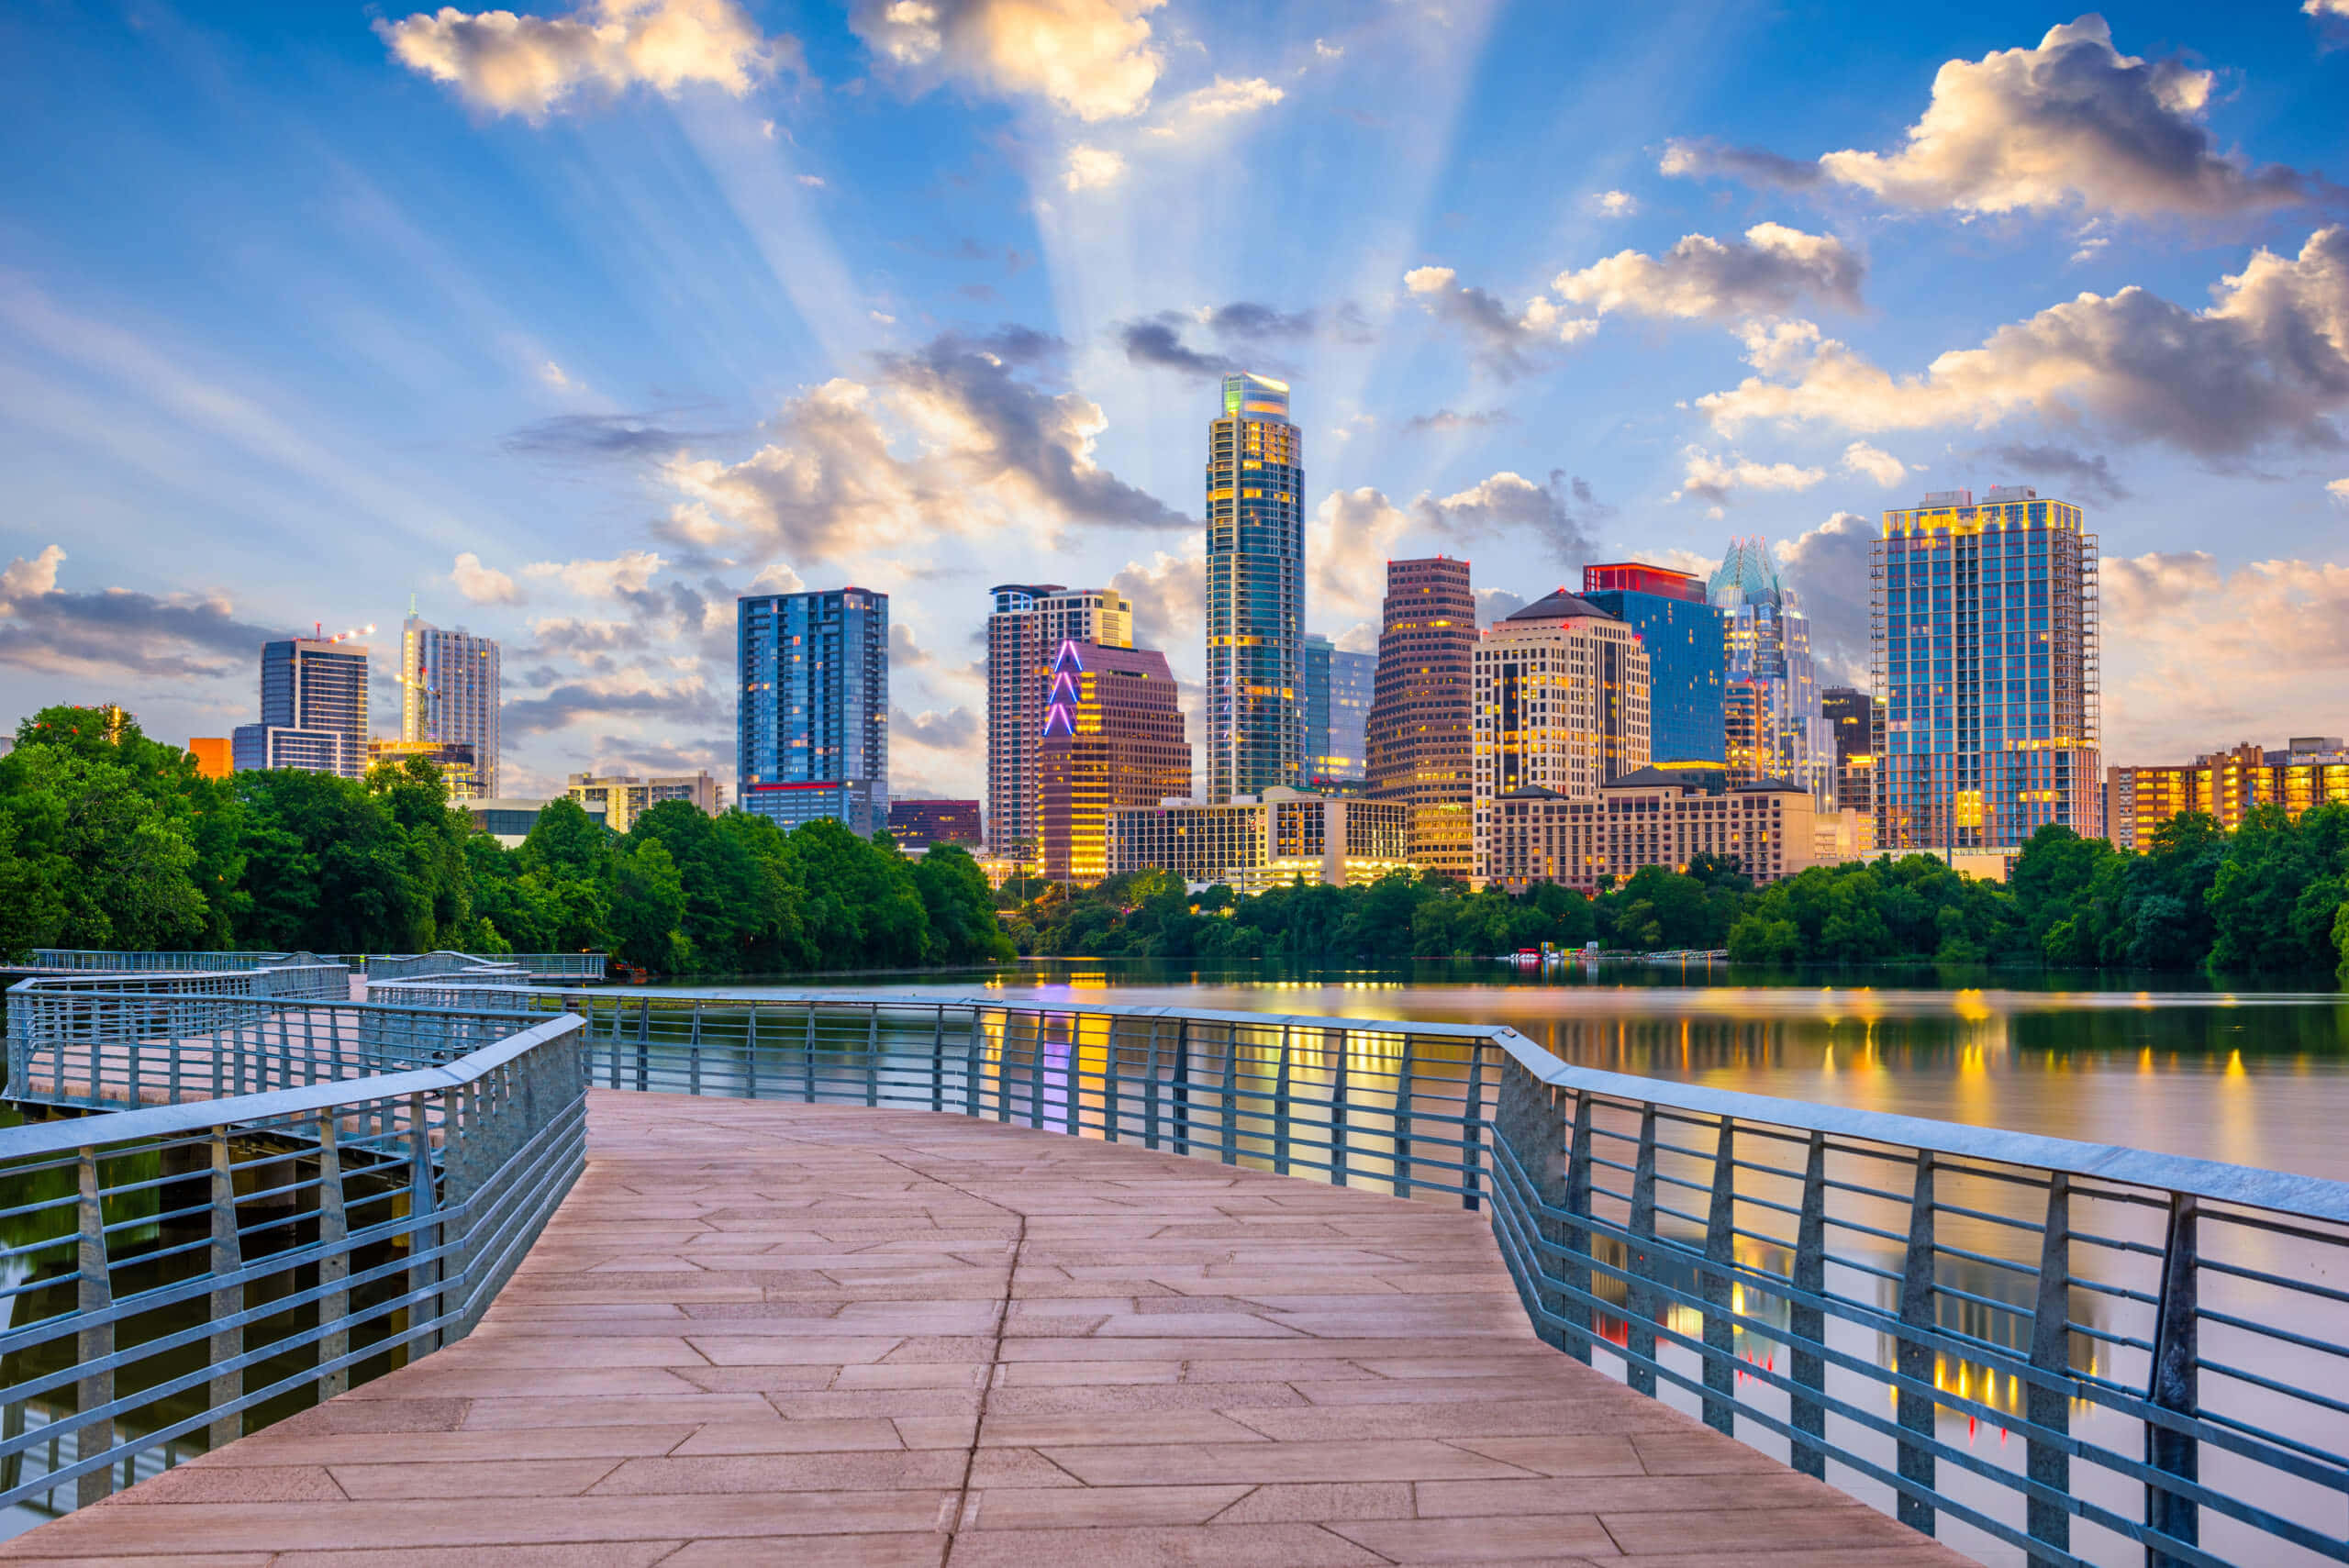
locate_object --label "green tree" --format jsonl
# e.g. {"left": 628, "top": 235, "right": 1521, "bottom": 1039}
{"left": 912, "top": 843, "right": 1017, "bottom": 964}
{"left": 607, "top": 838, "right": 690, "bottom": 970}
{"left": 0, "top": 742, "right": 207, "bottom": 951}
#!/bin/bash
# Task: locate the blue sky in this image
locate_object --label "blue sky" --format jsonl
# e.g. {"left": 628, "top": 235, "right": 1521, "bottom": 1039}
{"left": 3, "top": 0, "right": 2345, "bottom": 800}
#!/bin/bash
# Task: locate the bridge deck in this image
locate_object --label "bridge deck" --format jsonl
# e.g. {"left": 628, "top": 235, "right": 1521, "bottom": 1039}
{"left": 2, "top": 1092, "right": 1963, "bottom": 1567}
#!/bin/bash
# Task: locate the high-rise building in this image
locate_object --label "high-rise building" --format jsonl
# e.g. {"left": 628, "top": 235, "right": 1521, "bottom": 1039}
{"left": 369, "top": 737, "right": 480, "bottom": 797}
{"left": 1486, "top": 771, "right": 1817, "bottom": 893}
{"left": 1038, "top": 639, "right": 1192, "bottom": 884}
{"left": 1204, "top": 372, "right": 1304, "bottom": 802}
{"left": 1364, "top": 558, "right": 1475, "bottom": 881}
{"left": 1107, "top": 787, "right": 1410, "bottom": 893}
{"left": 986, "top": 584, "right": 1135, "bottom": 858}
{"left": 1581, "top": 562, "right": 1725, "bottom": 765}
{"left": 186, "top": 737, "right": 230, "bottom": 779}
{"left": 738, "top": 587, "right": 888, "bottom": 837}
{"left": 568, "top": 771, "right": 723, "bottom": 834}
{"left": 1875, "top": 486, "right": 2100, "bottom": 851}
{"left": 2105, "top": 738, "right": 2349, "bottom": 851}
{"left": 887, "top": 799, "right": 983, "bottom": 849}
{"left": 1820, "top": 686, "right": 1882, "bottom": 816}
{"left": 1304, "top": 640, "right": 1374, "bottom": 783}
{"left": 1303, "top": 634, "right": 1332, "bottom": 782}
{"left": 1470, "top": 590, "right": 1651, "bottom": 883}
{"left": 401, "top": 616, "right": 501, "bottom": 800}
{"left": 232, "top": 636, "right": 368, "bottom": 778}
{"left": 1710, "top": 539, "right": 1825, "bottom": 803}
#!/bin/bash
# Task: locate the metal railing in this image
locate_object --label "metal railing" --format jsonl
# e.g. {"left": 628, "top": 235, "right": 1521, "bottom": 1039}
{"left": 0, "top": 1008, "right": 585, "bottom": 1520}
{"left": 361, "top": 981, "right": 2349, "bottom": 1568}
{"left": 353, "top": 952, "right": 600, "bottom": 983}
{"left": 22, "top": 951, "right": 327, "bottom": 974}
{"left": 18, "top": 951, "right": 606, "bottom": 984}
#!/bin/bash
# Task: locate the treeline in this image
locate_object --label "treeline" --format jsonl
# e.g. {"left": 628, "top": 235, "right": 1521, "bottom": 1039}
{"left": 1007, "top": 809, "right": 2349, "bottom": 979}
{"left": 0, "top": 706, "right": 1012, "bottom": 973}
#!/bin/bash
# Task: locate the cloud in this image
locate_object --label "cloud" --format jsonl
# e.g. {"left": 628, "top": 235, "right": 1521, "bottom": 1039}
{"left": 893, "top": 705, "right": 979, "bottom": 750}
{"left": 1659, "top": 139, "right": 1824, "bottom": 188}
{"left": 1109, "top": 542, "right": 1206, "bottom": 654}
{"left": 503, "top": 411, "right": 706, "bottom": 459}
{"left": 1669, "top": 446, "right": 1827, "bottom": 506}
{"left": 796, "top": 173, "right": 826, "bottom": 188}
{"left": 661, "top": 327, "right": 1186, "bottom": 566}
{"left": 1308, "top": 472, "right": 1598, "bottom": 624}
{"left": 1981, "top": 442, "right": 2132, "bottom": 503}
{"left": 2310, "top": 0, "right": 2349, "bottom": 16}
{"left": 748, "top": 562, "right": 807, "bottom": 594}
{"left": 851, "top": 0, "right": 1165, "bottom": 122}
{"left": 0, "top": 545, "right": 282, "bottom": 680}
{"left": 538, "top": 360, "right": 578, "bottom": 392}
{"left": 1115, "top": 300, "right": 1348, "bottom": 380}
{"left": 1403, "top": 266, "right": 1598, "bottom": 378}
{"left": 451, "top": 551, "right": 524, "bottom": 605}
{"left": 1170, "top": 76, "right": 1283, "bottom": 120}
{"left": 1817, "top": 17, "right": 2332, "bottom": 218}
{"left": 586, "top": 733, "right": 729, "bottom": 776}
{"left": 1063, "top": 144, "right": 1126, "bottom": 190}
{"left": 1117, "top": 318, "right": 1240, "bottom": 379}
{"left": 522, "top": 549, "right": 667, "bottom": 597}
{"left": 1403, "top": 408, "right": 1515, "bottom": 434}
{"left": 1, "top": 545, "right": 63, "bottom": 602}
{"left": 1475, "top": 587, "right": 1527, "bottom": 625}
{"left": 1697, "top": 228, "right": 2349, "bottom": 458}
{"left": 2330, "top": 476, "right": 2349, "bottom": 501}
{"left": 377, "top": 0, "right": 793, "bottom": 119}
{"left": 1842, "top": 441, "right": 1909, "bottom": 486}
{"left": 504, "top": 672, "right": 719, "bottom": 736}
{"left": 1773, "top": 512, "right": 1876, "bottom": 684}
{"left": 1591, "top": 190, "right": 1639, "bottom": 217}
{"left": 1553, "top": 223, "right": 1865, "bottom": 321}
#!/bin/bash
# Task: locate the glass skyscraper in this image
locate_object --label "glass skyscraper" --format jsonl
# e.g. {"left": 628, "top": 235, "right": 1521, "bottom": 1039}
{"left": 1875, "top": 486, "right": 2099, "bottom": 851}
{"left": 1709, "top": 539, "right": 1825, "bottom": 800}
{"left": 1580, "top": 562, "right": 1725, "bottom": 766}
{"left": 1205, "top": 372, "right": 1303, "bottom": 802}
{"left": 401, "top": 615, "right": 501, "bottom": 799}
{"left": 232, "top": 636, "right": 368, "bottom": 779}
{"left": 738, "top": 587, "right": 889, "bottom": 837}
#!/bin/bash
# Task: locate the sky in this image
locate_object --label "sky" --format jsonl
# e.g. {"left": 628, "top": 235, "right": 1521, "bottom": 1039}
{"left": 2, "top": 0, "right": 2346, "bottom": 804}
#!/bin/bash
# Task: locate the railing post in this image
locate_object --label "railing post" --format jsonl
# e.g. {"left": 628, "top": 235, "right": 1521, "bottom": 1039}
{"left": 2146, "top": 1194, "right": 2199, "bottom": 1567}
{"left": 407, "top": 1092, "right": 441, "bottom": 1356}
{"left": 74, "top": 1147, "right": 114, "bottom": 1508}
{"left": 1143, "top": 1022, "right": 1163, "bottom": 1151}
{"left": 688, "top": 1000, "right": 702, "bottom": 1097}
{"left": 803, "top": 1003, "right": 818, "bottom": 1104}
{"left": 1701, "top": 1118, "right": 1737, "bottom": 1434}
{"left": 1789, "top": 1129, "right": 1828, "bottom": 1480}
{"left": 1030, "top": 1012, "right": 1047, "bottom": 1130}
{"left": 1626, "top": 1105, "right": 1660, "bottom": 1396}
{"left": 1541, "top": 1089, "right": 1592, "bottom": 1363}
{"left": 745, "top": 1006, "right": 760, "bottom": 1100}
{"left": 1394, "top": 1033, "right": 1416, "bottom": 1197}
{"left": 317, "top": 1116, "right": 351, "bottom": 1399}
{"left": 1102, "top": 1017, "right": 1120, "bottom": 1143}
{"left": 1896, "top": 1150, "right": 1938, "bottom": 1537}
{"left": 1462, "top": 1040, "right": 1487, "bottom": 1213}
{"left": 1219, "top": 1023, "right": 1239, "bottom": 1167}
{"left": 1330, "top": 1029, "right": 1348, "bottom": 1187}
{"left": 930, "top": 1005, "right": 945, "bottom": 1114}
{"left": 1272, "top": 1025, "right": 1292, "bottom": 1176}
{"left": 206, "top": 1129, "right": 243, "bottom": 1448}
{"left": 635, "top": 999, "right": 650, "bottom": 1093}
{"left": 965, "top": 1006, "right": 985, "bottom": 1118}
{"left": 864, "top": 1005, "right": 880, "bottom": 1107}
{"left": 2026, "top": 1173, "right": 2072, "bottom": 1566}
{"left": 1172, "top": 1018, "right": 1191, "bottom": 1155}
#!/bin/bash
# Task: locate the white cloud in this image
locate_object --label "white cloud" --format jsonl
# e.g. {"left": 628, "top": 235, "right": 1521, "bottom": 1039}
{"left": 0, "top": 547, "right": 281, "bottom": 682}
{"left": 522, "top": 549, "right": 667, "bottom": 597}
{"left": 1553, "top": 223, "right": 1864, "bottom": 322}
{"left": 2328, "top": 477, "right": 2349, "bottom": 502}
{"left": 1173, "top": 76, "right": 1283, "bottom": 120}
{"left": 1591, "top": 190, "right": 1639, "bottom": 217}
{"left": 2310, "top": 0, "right": 2349, "bottom": 16}
{"left": 1404, "top": 266, "right": 1454, "bottom": 295}
{"left": 1669, "top": 446, "right": 1826, "bottom": 506}
{"left": 1314, "top": 38, "right": 1343, "bottom": 60}
{"left": 1841, "top": 440, "right": 1909, "bottom": 486}
{"left": 1403, "top": 266, "right": 1598, "bottom": 377}
{"left": 451, "top": 551, "right": 523, "bottom": 605}
{"left": 1815, "top": 17, "right": 2324, "bottom": 217}
{"left": 538, "top": 360, "right": 578, "bottom": 391}
{"left": 749, "top": 562, "right": 806, "bottom": 593}
{"left": 2070, "top": 236, "right": 2110, "bottom": 265}
{"left": 849, "top": 0, "right": 1166, "bottom": 122}
{"left": 1308, "top": 473, "right": 1598, "bottom": 625}
{"left": 1110, "top": 541, "right": 1206, "bottom": 654}
{"left": 1772, "top": 511, "right": 1876, "bottom": 684}
{"left": 0, "top": 545, "right": 65, "bottom": 603}
{"left": 796, "top": 173, "right": 826, "bottom": 188}
{"left": 1063, "top": 144, "right": 1127, "bottom": 191}
{"left": 1697, "top": 227, "right": 2349, "bottom": 459}
{"left": 377, "top": 0, "right": 791, "bottom": 119}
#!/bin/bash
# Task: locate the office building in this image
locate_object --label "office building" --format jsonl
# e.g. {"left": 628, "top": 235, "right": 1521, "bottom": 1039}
{"left": 1485, "top": 770, "right": 1817, "bottom": 894}
{"left": 368, "top": 738, "right": 480, "bottom": 797}
{"left": 1107, "top": 787, "right": 1410, "bottom": 893}
{"left": 1471, "top": 590, "right": 1651, "bottom": 883}
{"left": 1875, "top": 487, "right": 2100, "bottom": 851}
{"left": 1365, "top": 557, "right": 1476, "bottom": 882}
{"left": 738, "top": 587, "right": 888, "bottom": 837}
{"left": 567, "top": 771, "right": 723, "bottom": 835}
{"left": 1723, "top": 683, "right": 1766, "bottom": 787}
{"left": 232, "top": 635, "right": 368, "bottom": 778}
{"left": 459, "top": 796, "right": 603, "bottom": 848}
{"left": 1820, "top": 686, "right": 1880, "bottom": 853}
{"left": 1309, "top": 644, "right": 1375, "bottom": 783}
{"left": 1581, "top": 563, "right": 1725, "bottom": 765}
{"left": 986, "top": 584, "right": 1135, "bottom": 858}
{"left": 1205, "top": 372, "right": 1305, "bottom": 801}
{"left": 1304, "top": 635, "right": 1332, "bottom": 782}
{"left": 1709, "top": 539, "right": 1825, "bottom": 802}
{"left": 888, "top": 799, "right": 983, "bottom": 849}
{"left": 1038, "top": 639, "right": 1192, "bottom": 884}
{"left": 401, "top": 616, "right": 502, "bottom": 800}
{"left": 187, "top": 738, "right": 230, "bottom": 780}
{"left": 2106, "top": 738, "right": 2349, "bottom": 851}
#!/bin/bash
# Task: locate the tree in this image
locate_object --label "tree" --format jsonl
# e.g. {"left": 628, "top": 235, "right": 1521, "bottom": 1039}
{"left": 911, "top": 843, "right": 1017, "bottom": 964}
{"left": 0, "top": 741, "right": 209, "bottom": 951}
{"left": 607, "top": 838, "right": 689, "bottom": 970}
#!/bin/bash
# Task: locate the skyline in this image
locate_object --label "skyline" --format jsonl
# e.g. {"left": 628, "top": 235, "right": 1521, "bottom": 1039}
{"left": 3, "top": 0, "right": 2345, "bottom": 805}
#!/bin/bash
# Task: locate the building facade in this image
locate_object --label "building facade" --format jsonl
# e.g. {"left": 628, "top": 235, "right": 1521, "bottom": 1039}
{"left": 1364, "top": 557, "right": 1476, "bottom": 882}
{"left": 401, "top": 616, "right": 502, "bottom": 800}
{"left": 1711, "top": 539, "right": 1825, "bottom": 803}
{"left": 1107, "top": 787, "right": 1410, "bottom": 893}
{"left": 1581, "top": 562, "right": 1725, "bottom": 766}
{"left": 232, "top": 636, "right": 369, "bottom": 778}
{"left": 187, "top": 737, "right": 230, "bottom": 780}
{"left": 985, "top": 584, "right": 1135, "bottom": 857}
{"left": 1037, "top": 639, "right": 1193, "bottom": 884}
{"left": 1484, "top": 771, "right": 1817, "bottom": 894}
{"left": 1875, "top": 486, "right": 2100, "bottom": 852}
{"left": 1204, "top": 372, "right": 1305, "bottom": 801}
{"left": 738, "top": 587, "right": 888, "bottom": 837}
{"left": 567, "top": 772, "right": 723, "bottom": 835}
{"left": 888, "top": 799, "right": 983, "bottom": 848}
{"left": 368, "top": 738, "right": 480, "bottom": 797}
{"left": 1820, "top": 686, "right": 1880, "bottom": 853}
{"left": 2105, "top": 738, "right": 2349, "bottom": 851}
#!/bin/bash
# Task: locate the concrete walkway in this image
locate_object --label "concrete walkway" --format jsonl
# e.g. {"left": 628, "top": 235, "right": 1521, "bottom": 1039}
{"left": 2, "top": 1093, "right": 1966, "bottom": 1566}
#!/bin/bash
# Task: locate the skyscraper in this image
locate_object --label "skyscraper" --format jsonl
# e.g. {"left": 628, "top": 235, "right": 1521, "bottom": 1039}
{"left": 1302, "top": 634, "right": 1332, "bottom": 783}
{"left": 1364, "top": 557, "right": 1475, "bottom": 882}
{"left": 401, "top": 615, "right": 501, "bottom": 799}
{"left": 232, "top": 635, "right": 368, "bottom": 778}
{"left": 1580, "top": 562, "right": 1725, "bottom": 765}
{"left": 1323, "top": 648, "right": 1375, "bottom": 781}
{"left": 1037, "top": 639, "right": 1192, "bottom": 884}
{"left": 986, "top": 584, "right": 1135, "bottom": 857}
{"left": 1204, "top": 372, "right": 1303, "bottom": 802}
{"left": 1820, "top": 686, "right": 1879, "bottom": 818}
{"left": 1875, "top": 486, "right": 2100, "bottom": 851}
{"left": 738, "top": 587, "right": 889, "bottom": 837}
{"left": 1710, "top": 539, "right": 1825, "bottom": 802}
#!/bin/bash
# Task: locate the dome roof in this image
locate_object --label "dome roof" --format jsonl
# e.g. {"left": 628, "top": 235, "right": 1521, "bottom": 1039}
{"left": 1503, "top": 589, "right": 1619, "bottom": 623}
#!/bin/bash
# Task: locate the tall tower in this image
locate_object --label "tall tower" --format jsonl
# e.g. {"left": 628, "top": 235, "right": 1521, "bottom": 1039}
{"left": 738, "top": 587, "right": 889, "bottom": 837}
{"left": 1875, "top": 486, "right": 2099, "bottom": 852}
{"left": 231, "top": 635, "right": 369, "bottom": 778}
{"left": 1710, "top": 539, "right": 1825, "bottom": 800}
{"left": 1364, "top": 557, "right": 1475, "bottom": 882}
{"left": 1037, "top": 639, "right": 1192, "bottom": 883}
{"left": 401, "top": 615, "right": 502, "bottom": 799}
{"left": 1205, "top": 372, "right": 1303, "bottom": 802}
{"left": 986, "top": 584, "right": 1135, "bottom": 858}
{"left": 1580, "top": 562, "right": 1725, "bottom": 766}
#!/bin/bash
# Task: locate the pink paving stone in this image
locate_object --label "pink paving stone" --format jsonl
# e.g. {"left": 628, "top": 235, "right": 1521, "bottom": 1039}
{"left": 0, "top": 1095, "right": 1970, "bottom": 1567}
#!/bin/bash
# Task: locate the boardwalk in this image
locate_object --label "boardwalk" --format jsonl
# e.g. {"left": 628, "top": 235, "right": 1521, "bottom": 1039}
{"left": 2, "top": 1093, "right": 1965, "bottom": 1567}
